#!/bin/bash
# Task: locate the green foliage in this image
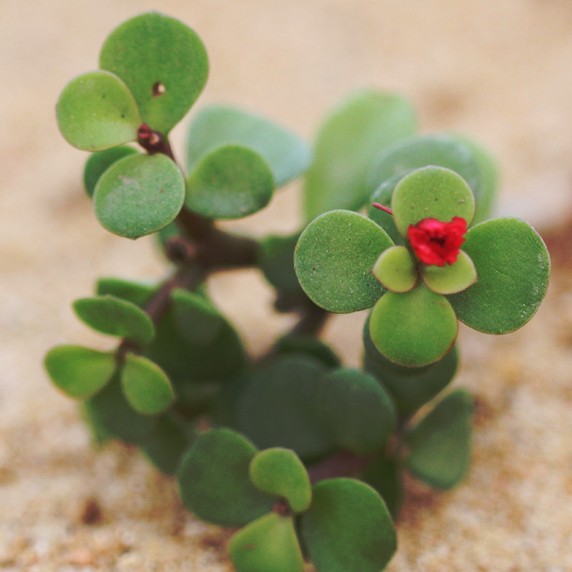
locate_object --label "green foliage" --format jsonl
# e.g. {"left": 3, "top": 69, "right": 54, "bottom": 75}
{"left": 373, "top": 245, "right": 418, "bottom": 293}
{"left": 84, "top": 146, "right": 139, "bottom": 197}
{"left": 422, "top": 251, "right": 477, "bottom": 294}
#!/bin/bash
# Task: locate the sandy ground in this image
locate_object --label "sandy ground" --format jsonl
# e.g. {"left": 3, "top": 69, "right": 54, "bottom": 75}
{"left": 1, "top": 0, "right": 572, "bottom": 570}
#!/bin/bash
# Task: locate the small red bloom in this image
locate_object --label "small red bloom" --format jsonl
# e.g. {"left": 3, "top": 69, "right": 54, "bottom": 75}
{"left": 407, "top": 217, "right": 467, "bottom": 267}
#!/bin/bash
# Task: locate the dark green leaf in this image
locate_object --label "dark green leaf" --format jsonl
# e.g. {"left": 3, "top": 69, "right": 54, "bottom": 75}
{"left": 56, "top": 70, "right": 140, "bottom": 151}
{"left": 229, "top": 513, "right": 304, "bottom": 572}
{"left": 120, "top": 353, "right": 175, "bottom": 415}
{"left": 294, "top": 210, "right": 393, "bottom": 313}
{"left": 84, "top": 146, "right": 139, "bottom": 197}
{"left": 94, "top": 154, "right": 185, "bottom": 239}
{"left": 250, "top": 448, "right": 312, "bottom": 513}
{"left": 259, "top": 233, "right": 303, "bottom": 297}
{"left": 304, "top": 90, "right": 417, "bottom": 219}
{"left": 274, "top": 334, "right": 340, "bottom": 369}
{"left": 73, "top": 295, "right": 155, "bottom": 345}
{"left": 185, "top": 145, "right": 274, "bottom": 219}
{"left": 368, "top": 175, "right": 405, "bottom": 244}
{"left": 362, "top": 456, "right": 404, "bottom": 520}
{"left": 300, "top": 478, "right": 396, "bottom": 572}
{"left": 96, "top": 276, "right": 156, "bottom": 307}
{"left": 186, "top": 104, "right": 311, "bottom": 187}
{"left": 100, "top": 12, "right": 208, "bottom": 134}
{"left": 44, "top": 345, "right": 116, "bottom": 400}
{"left": 369, "top": 286, "right": 458, "bottom": 367}
{"left": 177, "top": 428, "right": 274, "bottom": 526}
{"left": 448, "top": 218, "right": 550, "bottom": 333}
{"left": 406, "top": 389, "right": 473, "bottom": 489}
{"left": 317, "top": 368, "right": 396, "bottom": 455}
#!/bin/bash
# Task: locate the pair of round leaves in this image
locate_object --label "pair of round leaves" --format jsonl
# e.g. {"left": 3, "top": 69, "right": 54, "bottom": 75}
{"left": 295, "top": 166, "right": 550, "bottom": 366}
{"left": 177, "top": 429, "right": 396, "bottom": 572}
{"left": 57, "top": 12, "right": 208, "bottom": 149}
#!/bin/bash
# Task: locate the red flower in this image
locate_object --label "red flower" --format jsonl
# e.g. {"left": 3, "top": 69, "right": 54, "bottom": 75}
{"left": 407, "top": 217, "right": 467, "bottom": 267}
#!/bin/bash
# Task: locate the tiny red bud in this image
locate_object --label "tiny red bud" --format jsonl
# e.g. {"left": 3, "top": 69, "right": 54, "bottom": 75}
{"left": 407, "top": 217, "right": 467, "bottom": 266}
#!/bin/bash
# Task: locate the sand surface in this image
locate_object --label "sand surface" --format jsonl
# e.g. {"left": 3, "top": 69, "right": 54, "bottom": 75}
{"left": 1, "top": 1, "right": 572, "bottom": 570}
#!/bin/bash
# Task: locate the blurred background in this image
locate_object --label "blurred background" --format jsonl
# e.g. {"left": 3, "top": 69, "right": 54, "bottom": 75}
{"left": 1, "top": 1, "right": 571, "bottom": 570}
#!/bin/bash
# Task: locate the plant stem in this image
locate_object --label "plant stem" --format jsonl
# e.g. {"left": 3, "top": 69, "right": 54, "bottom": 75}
{"left": 307, "top": 451, "right": 370, "bottom": 484}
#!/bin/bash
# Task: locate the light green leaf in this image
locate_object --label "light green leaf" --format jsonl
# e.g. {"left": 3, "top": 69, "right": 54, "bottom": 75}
{"left": 96, "top": 276, "right": 156, "bottom": 307}
{"left": 373, "top": 245, "right": 418, "bottom": 293}
{"left": 84, "top": 146, "right": 139, "bottom": 197}
{"left": 422, "top": 251, "right": 477, "bottom": 294}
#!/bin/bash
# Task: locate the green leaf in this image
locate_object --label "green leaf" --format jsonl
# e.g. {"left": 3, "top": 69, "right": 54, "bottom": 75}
{"left": 96, "top": 276, "right": 156, "bottom": 307}
{"left": 83, "top": 374, "right": 157, "bottom": 444}
{"left": 177, "top": 428, "right": 274, "bottom": 526}
{"left": 373, "top": 245, "right": 418, "bottom": 293}
{"left": 406, "top": 389, "right": 473, "bottom": 489}
{"left": 368, "top": 133, "right": 496, "bottom": 223}
{"left": 56, "top": 70, "right": 141, "bottom": 151}
{"left": 363, "top": 320, "right": 459, "bottom": 416}
{"left": 300, "top": 479, "right": 396, "bottom": 572}
{"left": 274, "top": 334, "right": 340, "bottom": 369}
{"left": 185, "top": 145, "right": 274, "bottom": 219}
{"left": 100, "top": 12, "right": 208, "bottom": 134}
{"left": 120, "top": 354, "right": 175, "bottom": 415}
{"left": 317, "top": 368, "right": 396, "bottom": 455}
{"left": 392, "top": 166, "right": 475, "bottom": 236}
{"left": 304, "top": 90, "right": 417, "bottom": 219}
{"left": 94, "top": 154, "right": 185, "bottom": 239}
{"left": 229, "top": 513, "right": 304, "bottom": 572}
{"left": 369, "top": 285, "right": 458, "bottom": 367}
{"left": 73, "top": 295, "right": 155, "bottom": 345}
{"left": 237, "top": 356, "right": 332, "bottom": 460}
{"left": 259, "top": 233, "right": 303, "bottom": 297}
{"left": 141, "top": 413, "right": 193, "bottom": 475}
{"left": 186, "top": 104, "right": 311, "bottom": 187}
{"left": 368, "top": 175, "right": 405, "bottom": 244}
{"left": 448, "top": 218, "right": 550, "bottom": 333}
{"left": 422, "top": 251, "right": 477, "bottom": 294}
{"left": 362, "top": 456, "right": 404, "bottom": 520}
{"left": 83, "top": 147, "right": 139, "bottom": 198}
{"left": 250, "top": 448, "right": 311, "bottom": 513}
{"left": 294, "top": 210, "right": 393, "bottom": 313}
{"left": 44, "top": 345, "right": 116, "bottom": 400}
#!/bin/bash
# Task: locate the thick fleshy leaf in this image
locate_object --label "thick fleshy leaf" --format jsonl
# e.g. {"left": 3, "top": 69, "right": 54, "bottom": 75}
{"left": 362, "top": 456, "right": 404, "bottom": 520}
{"left": 120, "top": 354, "right": 175, "bottom": 415}
{"left": 448, "top": 218, "right": 550, "bottom": 333}
{"left": 237, "top": 356, "right": 332, "bottom": 460}
{"left": 96, "top": 277, "right": 156, "bottom": 307}
{"left": 274, "top": 334, "right": 340, "bottom": 369}
{"left": 186, "top": 145, "right": 274, "bottom": 219}
{"left": 368, "top": 175, "right": 406, "bottom": 244}
{"left": 304, "top": 90, "right": 417, "bottom": 219}
{"left": 392, "top": 166, "right": 475, "bottom": 236}
{"left": 406, "top": 390, "right": 473, "bottom": 489}
{"left": 363, "top": 319, "right": 459, "bottom": 416}
{"left": 300, "top": 479, "right": 397, "bottom": 572}
{"left": 250, "top": 448, "right": 312, "bottom": 513}
{"left": 141, "top": 414, "right": 193, "bottom": 475}
{"left": 73, "top": 295, "right": 155, "bottom": 345}
{"left": 186, "top": 105, "right": 311, "bottom": 187}
{"left": 94, "top": 154, "right": 185, "bottom": 239}
{"left": 84, "top": 146, "right": 139, "bottom": 197}
{"left": 422, "top": 250, "right": 477, "bottom": 294}
{"left": 259, "top": 233, "right": 303, "bottom": 297}
{"left": 230, "top": 513, "right": 304, "bottom": 572}
{"left": 83, "top": 375, "right": 157, "bottom": 444}
{"left": 373, "top": 245, "right": 418, "bottom": 293}
{"left": 317, "top": 368, "right": 396, "bottom": 455}
{"left": 177, "top": 428, "right": 274, "bottom": 526}
{"left": 45, "top": 345, "right": 116, "bottom": 400}
{"left": 368, "top": 133, "right": 496, "bottom": 223}
{"left": 295, "top": 210, "right": 393, "bottom": 313}
{"left": 56, "top": 70, "right": 141, "bottom": 151}
{"left": 369, "top": 286, "right": 458, "bottom": 367}
{"left": 100, "top": 12, "right": 208, "bottom": 134}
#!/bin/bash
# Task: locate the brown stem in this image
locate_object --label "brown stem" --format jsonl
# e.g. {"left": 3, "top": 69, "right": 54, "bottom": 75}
{"left": 307, "top": 451, "right": 370, "bottom": 484}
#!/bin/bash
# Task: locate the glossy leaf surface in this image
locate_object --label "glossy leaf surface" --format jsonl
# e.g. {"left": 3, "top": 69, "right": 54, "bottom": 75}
{"left": 45, "top": 345, "right": 116, "bottom": 400}
{"left": 56, "top": 70, "right": 140, "bottom": 151}
{"left": 177, "top": 429, "right": 274, "bottom": 526}
{"left": 186, "top": 104, "right": 311, "bottom": 187}
{"left": 186, "top": 145, "right": 274, "bottom": 219}
{"left": 295, "top": 210, "right": 393, "bottom": 313}
{"left": 230, "top": 513, "right": 304, "bottom": 572}
{"left": 100, "top": 12, "right": 208, "bottom": 133}
{"left": 250, "top": 448, "right": 312, "bottom": 513}
{"left": 301, "top": 479, "right": 396, "bottom": 572}
{"left": 406, "top": 390, "right": 473, "bottom": 489}
{"left": 84, "top": 146, "right": 139, "bottom": 197}
{"left": 304, "top": 90, "right": 416, "bottom": 219}
{"left": 94, "top": 154, "right": 185, "bottom": 239}
{"left": 448, "top": 218, "right": 550, "bottom": 333}
{"left": 73, "top": 295, "right": 155, "bottom": 345}
{"left": 369, "top": 286, "right": 458, "bottom": 367}
{"left": 121, "top": 353, "right": 175, "bottom": 415}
